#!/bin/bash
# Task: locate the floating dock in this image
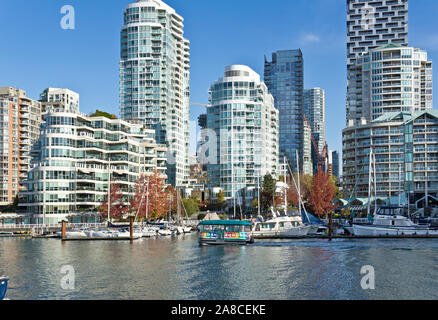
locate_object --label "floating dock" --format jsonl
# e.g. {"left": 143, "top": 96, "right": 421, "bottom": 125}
{"left": 61, "top": 237, "right": 139, "bottom": 241}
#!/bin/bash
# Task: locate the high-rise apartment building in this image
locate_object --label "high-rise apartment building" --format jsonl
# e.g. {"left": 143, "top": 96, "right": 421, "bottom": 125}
{"left": 264, "top": 49, "right": 304, "bottom": 172}
{"left": 0, "top": 87, "right": 41, "bottom": 206}
{"left": 304, "top": 88, "right": 326, "bottom": 153}
{"left": 120, "top": 0, "right": 190, "bottom": 187}
{"left": 347, "top": 44, "right": 432, "bottom": 124}
{"left": 207, "top": 65, "right": 279, "bottom": 209}
{"left": 347, "top": 0, "right": 409, "bottom": 124}
{"left": 347, "top": 0, "right": 408, "bottom": 69}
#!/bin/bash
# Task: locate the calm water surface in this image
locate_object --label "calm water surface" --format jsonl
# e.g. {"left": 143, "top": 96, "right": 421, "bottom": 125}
{"left": 1, "top": 234, "right": 438, "bottom": 300}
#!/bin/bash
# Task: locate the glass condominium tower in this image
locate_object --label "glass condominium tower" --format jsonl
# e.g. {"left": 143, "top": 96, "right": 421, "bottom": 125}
{"left": 120, "top": 0, "right": 190, "bottom": 186}
{"left": 207, "top": 65, "right": 279, "bottom": 209}
{"left": 264, "top": 49, "right": 304, "bottom": 172}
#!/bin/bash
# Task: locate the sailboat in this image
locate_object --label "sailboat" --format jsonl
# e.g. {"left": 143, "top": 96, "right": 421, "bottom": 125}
{"left": 352, "top": 151, "right": 438, "bottom": 236}
{"left": 252, "top": 156, "right": 311, "bottom": 237}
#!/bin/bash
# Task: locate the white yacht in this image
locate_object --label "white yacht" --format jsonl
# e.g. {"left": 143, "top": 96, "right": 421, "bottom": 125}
{"left": 253, "top": 214, "right": 311, "bottom": 237}
{"left": 353, "top": 207, "right": 438, "bottom": 236}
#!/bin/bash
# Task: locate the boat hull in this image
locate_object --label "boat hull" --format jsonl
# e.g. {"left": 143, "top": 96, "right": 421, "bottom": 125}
{"left": 199, "top": 239, "right": 253, "bottom": 246}
{"left": 281, "top": 225, "right": 312, "bottom": 237}
{"left": 253, "top": 226, "right": 311, "bottom": 238}
{"left": 0, "top": 277, "right": 8, "bottom": 300}
{"left": 352, "top": 224, "right": 438, "bottom": 236}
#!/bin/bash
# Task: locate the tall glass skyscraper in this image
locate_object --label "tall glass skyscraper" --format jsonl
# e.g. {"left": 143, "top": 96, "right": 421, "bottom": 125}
{"left": 119, "top": 0, "right": 190, "bottom": 186}
{"left": 264, "top": 50, "right": 304, "bottom": 172}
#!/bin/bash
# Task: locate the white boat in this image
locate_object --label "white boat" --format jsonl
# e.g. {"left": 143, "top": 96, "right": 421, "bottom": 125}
{"left": 113, "top": 230, "right": 142, "bottom": 239}
{"left": 176, "top": 226, "right": 184, "bottom": 235}
{"left": 57, "top": 230, "right": 87, "bottom": 239}
{"left": 138, "top": 227, "right": 157, "bottom": 238}
{"left": 253, "top": 216, "right": 311, "bottom": 237}
{"left": 353, "top": 209, "right": 438, "bottom": 236}
{"left": 158, "top": 229, "right": 173, "bottom": 236}
{"left": 183, "top": 226, "right": 192, "bottom": 233}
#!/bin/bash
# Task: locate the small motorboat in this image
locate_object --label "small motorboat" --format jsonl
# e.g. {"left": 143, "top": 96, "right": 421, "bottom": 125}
{"left": 183, "top": 226, "right": 192, "bottom": 234}
{"left": 55, "top": 230, "right": 88, "bottom": 239}
{"left": 158, "top": 229, "right": 172, "bottom": 236}
{"left": 0, "top": 277, "right": 8, "bottom": 300}
{"left": 137, "top": 227, "right": 157, "bottom": 238}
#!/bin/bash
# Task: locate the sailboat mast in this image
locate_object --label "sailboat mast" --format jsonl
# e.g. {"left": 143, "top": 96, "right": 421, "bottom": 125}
{"left": 296, "top": 151, "right": 302, "bottom": 213}
{"left": 232, "top": 104, "right": 236, "bottom": 219}
{"left": 107, "top": 159, "right": 111, "bottom": 223}
{"left": 367, "top": 151, "right": 372, "bottom": 218}
{"left": 257, "top": 173, "right": 261, "bottom": 217}
{"left": 177, "top": 188, "right": 182, "bottom": 224}
{"left": 284, "top": 156, "right": 287, "bottom": 215}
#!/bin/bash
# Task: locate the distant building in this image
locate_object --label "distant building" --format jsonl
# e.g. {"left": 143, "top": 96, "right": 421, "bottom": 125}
{"left": 328, "top": 150, "right": 340, "bottom": 179}
{"left": 304, "top": 88, "right": 325, "bottom": 154}
{"left": 303, "top": 121, "right": 313, "bottom": 176}
{"left": 40, "top": 88, "right": 79, "bottom": 113}
{"left": 198, "top": 114, "right": 207, "bottom": 129}
{"left": 264, "top": 49, "right": 304, "bottom": 172}
{"left": 0, "top": 87, "right": 41, "bottom": 206}
{"left": 207, "top": 65, "right": 279, "bottom": 211}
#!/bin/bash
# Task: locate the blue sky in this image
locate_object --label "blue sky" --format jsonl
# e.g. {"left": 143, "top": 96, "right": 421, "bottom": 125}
{"left": 1, "top": 0, "right": 437, "bottom": 156}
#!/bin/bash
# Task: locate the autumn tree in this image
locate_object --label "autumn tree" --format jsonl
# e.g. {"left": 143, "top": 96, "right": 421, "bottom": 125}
{"left": 308, "top": 167, "right": 335, "bottom": 218}
{"left": 130, "top": 170, "right": 169, "bottom": 221}
{"left": 99, "top": 183, "right": 129, "bottom": 221}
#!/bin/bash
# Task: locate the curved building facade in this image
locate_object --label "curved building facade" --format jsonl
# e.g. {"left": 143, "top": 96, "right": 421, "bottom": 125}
{"left": 19, "top": 108, "right": 167, "bottom": 224}
{"left": 207, "top": 65, "right": 279, "bottom": 209}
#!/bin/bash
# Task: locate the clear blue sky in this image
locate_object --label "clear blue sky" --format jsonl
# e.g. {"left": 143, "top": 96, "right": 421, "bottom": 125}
{"left": 1, "top": 0, "right": 437, "bottom": 156}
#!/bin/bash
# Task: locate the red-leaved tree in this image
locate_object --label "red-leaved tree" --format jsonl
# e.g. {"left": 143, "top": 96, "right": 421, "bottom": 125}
{"left": 99, "top": 183, "right": 129, "bottom": 221}
{"left": 308, "top": 167, "right": 335, "bottom": 218}
{"left": 130, "top": 170, "right": 169, "bottom": 221}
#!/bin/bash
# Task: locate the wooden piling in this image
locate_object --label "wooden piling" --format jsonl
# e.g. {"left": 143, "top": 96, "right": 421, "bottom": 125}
{"left": 129, "top": 216, "right": 134, "bottom": 240}
{"left": 61, "top": 220, "right": 67, "bottom": 240}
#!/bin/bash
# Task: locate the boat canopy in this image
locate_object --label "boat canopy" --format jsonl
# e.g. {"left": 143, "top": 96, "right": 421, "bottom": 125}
{"left": 199, "top": 220, "right": 252, "bottom": 227}
{"left": 301, "top": 212, "right": 323, "bottom": 225}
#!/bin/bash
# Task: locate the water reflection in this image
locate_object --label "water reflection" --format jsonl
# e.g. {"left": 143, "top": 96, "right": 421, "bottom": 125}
{"left": 1, "top": 235, "right": 438, "bottom": 300}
